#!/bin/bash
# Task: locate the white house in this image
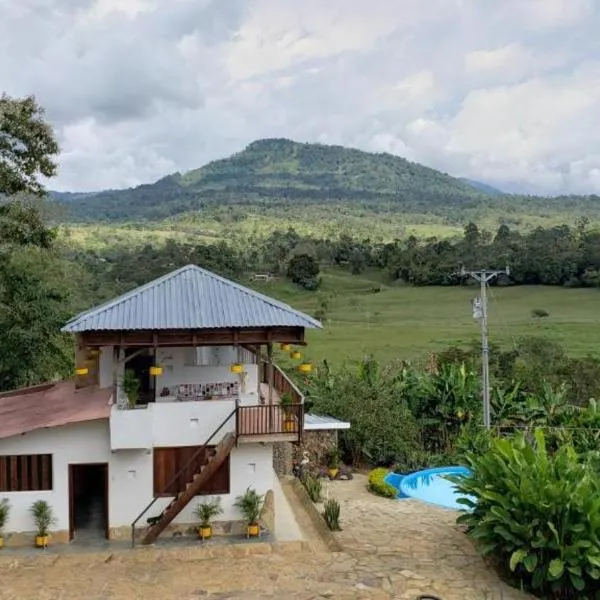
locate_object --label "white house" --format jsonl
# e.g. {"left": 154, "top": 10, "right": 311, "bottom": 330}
{"left": 0, "top": 265, "right": 326, "bottom": 546}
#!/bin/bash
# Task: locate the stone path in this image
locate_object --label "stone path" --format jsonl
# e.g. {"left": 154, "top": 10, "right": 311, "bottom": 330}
{"left": 1, "top": 475, "right": 530, "bottom": 600}
{"left": 326, "top": 475, "right": 530, "bottom": 600}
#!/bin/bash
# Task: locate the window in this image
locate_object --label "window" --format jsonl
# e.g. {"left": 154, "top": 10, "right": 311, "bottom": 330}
{"left": 0, "top": 454, "right": 53, "bottom": 492}
{"left": 153, "top": 446, "right": 229, "bottom": 497}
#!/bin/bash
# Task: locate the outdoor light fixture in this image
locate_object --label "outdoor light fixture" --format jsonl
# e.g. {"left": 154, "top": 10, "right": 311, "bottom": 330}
{"left": 290, "top": 350, "right": 301, "bottom": 360}
{"left": 149, "top": 366, "right": 163, "bottom": 376}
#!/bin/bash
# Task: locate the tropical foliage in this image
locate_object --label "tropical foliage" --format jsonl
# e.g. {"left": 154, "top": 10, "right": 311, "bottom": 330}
{"left": 455, "top": 432, "right": 600, "bottom": 599}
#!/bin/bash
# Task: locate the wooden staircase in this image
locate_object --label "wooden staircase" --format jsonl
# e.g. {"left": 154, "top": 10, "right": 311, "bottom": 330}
{"left": 141, "top": 432, "right": 236, "bottom": 545}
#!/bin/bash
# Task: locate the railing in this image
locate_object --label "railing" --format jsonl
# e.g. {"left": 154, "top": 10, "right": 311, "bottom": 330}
{"left": 130, "top": 407, "right": 237, "bottom": 547}
{"left": 237, "top": 403, "right": 304, "bottom": 437}
{"left": 260, "top": 362, "right": 304, "bottom": 405}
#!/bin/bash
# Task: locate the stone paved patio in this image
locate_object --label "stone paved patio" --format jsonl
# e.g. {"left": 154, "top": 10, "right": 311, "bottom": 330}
{"left": 0, "top": 474, "right": 530, "bottom": 600}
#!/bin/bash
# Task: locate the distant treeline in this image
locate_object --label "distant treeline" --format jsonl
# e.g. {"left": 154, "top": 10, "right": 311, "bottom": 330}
{"left": 68, "top": 220, "right": 600, "bottom": 294}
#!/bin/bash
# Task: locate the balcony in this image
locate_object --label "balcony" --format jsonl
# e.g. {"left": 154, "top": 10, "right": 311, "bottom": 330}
{"left": 236, "top": 403, "right": 304, "bottom": 443}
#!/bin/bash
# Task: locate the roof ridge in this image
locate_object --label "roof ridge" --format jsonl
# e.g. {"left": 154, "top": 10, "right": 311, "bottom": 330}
{"left": 63, "top": 264, "right": 322, "bottom": 331}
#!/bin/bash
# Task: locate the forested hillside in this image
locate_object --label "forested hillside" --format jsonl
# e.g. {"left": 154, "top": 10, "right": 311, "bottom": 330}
{"left": 54, "top": 138, "right": 600, "bottom": 231}
{"left": 54, "top": 138, "right": 488, "bottom": 221}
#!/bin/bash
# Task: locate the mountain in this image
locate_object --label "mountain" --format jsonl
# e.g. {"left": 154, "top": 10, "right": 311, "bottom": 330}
{"left": 459, "top": 178, "right": 504, "bottom": 196}
{"left": 54, "top": 138, "right": 488, "bottom": 222}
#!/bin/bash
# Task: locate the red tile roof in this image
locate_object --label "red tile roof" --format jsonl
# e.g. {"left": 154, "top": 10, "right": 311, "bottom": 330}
{"left": 0, "top": 381, "right": 111, "bottom": 440}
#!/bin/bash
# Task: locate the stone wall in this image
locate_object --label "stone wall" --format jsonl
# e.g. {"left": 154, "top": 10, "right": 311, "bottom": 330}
{"left": 273, "top": 431, "right": 339, "bottom": 476}
{"left": 273, "top": 442, "right": 294, "bottom": 476}
{"left": 294, "top": 431, "right": 338, "bottom": 469}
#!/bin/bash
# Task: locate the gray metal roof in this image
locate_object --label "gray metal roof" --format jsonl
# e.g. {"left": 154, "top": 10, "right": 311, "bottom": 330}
{"left": 62, "top": 264, "right": 322, "bottom": 332}
{"left": 304, "top": 413, "right": 350, "bottom": 431}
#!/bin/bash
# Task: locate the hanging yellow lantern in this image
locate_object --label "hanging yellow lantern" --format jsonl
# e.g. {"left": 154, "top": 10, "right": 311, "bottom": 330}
{"left": 149, "top": 366, "right": 163, "bottom": 376}
{"left": 280, "top": 343, "right": 291, "bottom": 352}
{"left": 290, "top": 351, "right": 301, "bottom": 360}
{"left": 230, "top": 363, "right": 244, "bottom": 374}
{"left": 298, "top": 362, "right": 313, "bottom": 374}
{"left": 75, "top": 367, "right": 89, "bottom": 376}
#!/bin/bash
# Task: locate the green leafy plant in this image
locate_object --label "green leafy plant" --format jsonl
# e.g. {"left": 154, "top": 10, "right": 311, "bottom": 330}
{"left": 121, "top": 369, "right": 141, "bottom": 408}
{"left": 301, "top": 474, "right": 322, "bottom": 503}
{"left": 367, "top": 468, "right": 396, "bottom": 498}
{"left": 326, "top": 448, "right": 340, "bottom": 470}
{"left": 30, "top": 500, "right": 56, "bottom": 537}
{"left": 455, "top": 431, "right": 600, "bottom": 598}
{"left": 0, "top": 498, "right": 10, "bottom": 535}
{"left": 323, "top": 498, "right": 341, "bottom": 531}
{"left": 234, "top": 487, "right": 264, "bottom": 526}
{"left": 194, "top": 497, "right": 223, "bottom": 528}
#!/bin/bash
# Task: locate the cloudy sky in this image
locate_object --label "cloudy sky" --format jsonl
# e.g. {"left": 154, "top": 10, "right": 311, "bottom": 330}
{"left": 1, "top": 0, "right": 600, "bottom": 194}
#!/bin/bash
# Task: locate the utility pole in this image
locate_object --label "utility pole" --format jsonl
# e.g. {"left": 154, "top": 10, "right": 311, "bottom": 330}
{"left": 460, "top": 266, "right": 510, "bottom": 429}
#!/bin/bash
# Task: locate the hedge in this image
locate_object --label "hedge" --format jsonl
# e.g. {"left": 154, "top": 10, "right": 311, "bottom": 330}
{"left": 367, "top": 468, "right": 397, "bottom": 498}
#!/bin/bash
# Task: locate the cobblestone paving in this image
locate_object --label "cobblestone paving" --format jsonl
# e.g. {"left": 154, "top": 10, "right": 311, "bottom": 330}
{"left": 1, "top": 475, "right": 530, "bottom": 600}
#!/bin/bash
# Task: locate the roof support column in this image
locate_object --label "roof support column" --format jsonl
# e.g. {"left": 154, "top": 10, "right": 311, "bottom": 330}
{"left": 267, "top": 342, "right": 274, "bottom": 405}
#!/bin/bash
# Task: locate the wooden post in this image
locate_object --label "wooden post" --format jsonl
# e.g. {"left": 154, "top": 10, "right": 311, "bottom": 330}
{"left": 267, "top": 343, "right": 274, "bottom": 405}
{"left": 267, "top": 342, "right": 274, "bottom": 432}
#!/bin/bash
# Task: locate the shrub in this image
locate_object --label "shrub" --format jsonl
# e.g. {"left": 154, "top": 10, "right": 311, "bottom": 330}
{"left": 0, "top": 498, "right": 10, "bottom": 534}
{"left": 455, "top": 431, "right": 600, "bottom": 599}
{"left": 367, "top": 468, "right": 397, "bottom": 498}
{"left": 323, "top": 499, "right": 341, "bottom": 531}
{"left": 301, "top": 474, "right": 322, "bottom": 503}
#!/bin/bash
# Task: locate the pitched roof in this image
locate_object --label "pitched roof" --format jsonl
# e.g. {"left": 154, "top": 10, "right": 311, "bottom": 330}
{"left": 62, "top": 264, "right": 322, "bottom": 332}
{"left": 304, "top": 413, "right": 351, "bottom": 431}
{"left": 0, "top": 381, "right": 111, "bottom": 440}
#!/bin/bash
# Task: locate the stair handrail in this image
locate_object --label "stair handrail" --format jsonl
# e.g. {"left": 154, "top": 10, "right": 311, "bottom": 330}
{"left": 130, "top": 406, "right": 237, "bottom": 547}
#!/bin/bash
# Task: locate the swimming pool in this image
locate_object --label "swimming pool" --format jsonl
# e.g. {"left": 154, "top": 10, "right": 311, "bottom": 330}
{"left": 385, "top": 466, "right": 472, "bottom": 510}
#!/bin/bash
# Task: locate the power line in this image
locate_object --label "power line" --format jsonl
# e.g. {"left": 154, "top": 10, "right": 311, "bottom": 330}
{"left": 459, "top": 265, "right": 510, "bottom": 430}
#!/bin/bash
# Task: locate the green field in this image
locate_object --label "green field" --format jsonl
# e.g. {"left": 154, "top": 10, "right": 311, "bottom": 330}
{"left": 251, "top": 270, "right": 600, "bottom": 365}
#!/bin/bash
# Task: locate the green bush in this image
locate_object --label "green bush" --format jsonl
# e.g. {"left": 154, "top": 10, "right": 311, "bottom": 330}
{"left": 455, "top": 431, "right": 600, "bottom": 599}
{"left": 367, "top": 468, "right": 396, "bottom": 498}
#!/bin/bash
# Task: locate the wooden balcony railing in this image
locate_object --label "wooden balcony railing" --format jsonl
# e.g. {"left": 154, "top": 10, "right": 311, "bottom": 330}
{"left": 260, "top": 362, "right": 304, "bottom": 405}
{"left": 237, "top": 403, "right": 304, "bottom": 438}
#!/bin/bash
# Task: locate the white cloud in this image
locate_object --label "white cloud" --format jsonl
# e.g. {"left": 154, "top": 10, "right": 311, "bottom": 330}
{"left": 1, "top": 0, "right": 599, "bottom": 194}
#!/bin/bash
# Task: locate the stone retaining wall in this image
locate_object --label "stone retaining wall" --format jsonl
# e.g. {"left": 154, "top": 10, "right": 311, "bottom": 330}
{"left": 273, "top": 431, "right": 339, "bottom": 476}
{"left": 0, "top": 540, "right": 311, "bottom": 567}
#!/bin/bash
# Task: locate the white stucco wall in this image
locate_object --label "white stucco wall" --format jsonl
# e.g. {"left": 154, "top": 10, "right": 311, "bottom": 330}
{"left": 0, "top": 420, "right": 274, "bottom": 535}
{"left": 0, "top": 420, "right": 111, "bottom": 533}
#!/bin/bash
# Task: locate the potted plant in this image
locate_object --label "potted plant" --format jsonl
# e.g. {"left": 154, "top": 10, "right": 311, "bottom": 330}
{"left": 193, "top": 497, "right": 223, "bottom": 540}
{"left": 326, "top": 448, "right": 340, "bottom": 479}
{"left": 121, "top": 369, "right": 141, "bottom": 408}
{"left": 0, "top": 498, "right": 10, "bottom": 548}
{"left": 234, "top": 487, "right": 264, "bottom": 538}
{"left": 280, "top": 392, "right": 296, "bottom": 432}
{"left": 30, "top": 500, "right": 56, "bottom": 548}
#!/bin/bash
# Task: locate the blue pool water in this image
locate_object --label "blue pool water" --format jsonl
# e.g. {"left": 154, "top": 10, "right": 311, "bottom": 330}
{"left": 385, "top": 466, "right": 472, "bottom": 510}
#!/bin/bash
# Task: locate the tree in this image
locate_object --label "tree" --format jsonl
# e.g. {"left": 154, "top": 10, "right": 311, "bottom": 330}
{"left": 287, "top": 253, "right": 320, "bottom": 290}
{"left": 0, "top": 94, "right": 59, "bottom": 196}
{"left": 0, "top": 246, "right": 74, "bottom": 390}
